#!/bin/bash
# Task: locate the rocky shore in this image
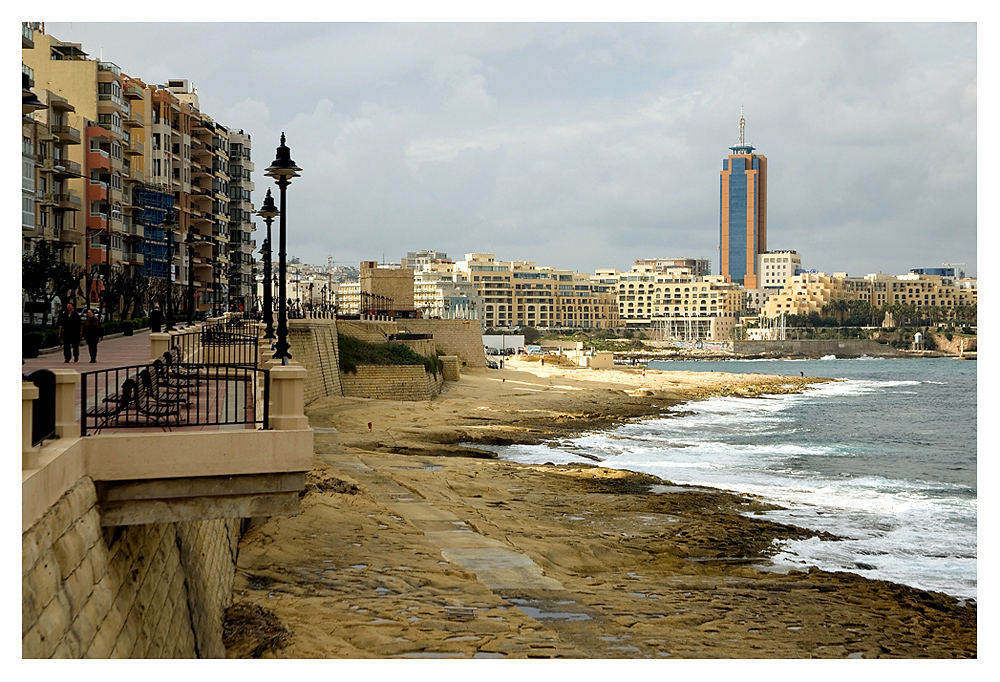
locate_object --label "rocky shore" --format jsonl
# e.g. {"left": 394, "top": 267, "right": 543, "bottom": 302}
{"left": 223, "top": 358, "right": 976, "bottom": 658}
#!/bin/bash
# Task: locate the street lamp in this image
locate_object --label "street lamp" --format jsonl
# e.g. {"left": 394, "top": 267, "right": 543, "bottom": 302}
{"left": 256, "top": 189, "right": 278, "bottom": 341}
{"left": 185, "top": 232, "right": 196, "bottom": 326}
{"left": 163, "top": 209, "right": 176, "bottom": 330}
{"left": 264, "top": 133, "right": 301, "bottom": 364}
{"left": 211, "top": 255, "right": 219, "bottom": 318}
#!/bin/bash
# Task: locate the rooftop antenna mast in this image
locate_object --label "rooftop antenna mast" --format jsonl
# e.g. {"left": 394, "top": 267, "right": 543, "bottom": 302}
{"left": 738, "top": 106, "right": 746, "bottom": 147}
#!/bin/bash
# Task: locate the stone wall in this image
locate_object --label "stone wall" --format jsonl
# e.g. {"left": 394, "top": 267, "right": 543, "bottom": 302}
{"left": 440, "top": 356, "right": 461, "bottom": 382}
{"left": 337, "top": 320, "right": 396, "bottom": 344}
{"left": 23, "top": 476, "right": 241, "bottom": 658}
{"left": 340, "top": 364, "right": 444, "bottom": 401}
{"left": 396, "top": 319, "right": 487, "bottom": 368}
{"left": 287, "top": 318, "right": 343, "bottom": 404}
{"left": 930, "top": 333, "right": 977, "bottom": 355}
{"left": 733, "top": 339, "right": 899, "bottom": 358}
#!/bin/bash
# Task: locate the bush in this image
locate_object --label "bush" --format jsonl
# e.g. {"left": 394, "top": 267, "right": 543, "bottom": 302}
{"left": 337, "top": 334, "right": 443, "bottom": 377}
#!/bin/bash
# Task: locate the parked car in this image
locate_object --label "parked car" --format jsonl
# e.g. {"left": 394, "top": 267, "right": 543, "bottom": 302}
{"left": 487, "top": 360, "right": 499, "bottom": 369}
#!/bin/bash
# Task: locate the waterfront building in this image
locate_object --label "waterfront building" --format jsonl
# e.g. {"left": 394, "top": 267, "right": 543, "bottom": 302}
{"left": 456, "top": 254, "right": 617, "bottom": 330}
{"left": 402, "top": 250, "right": 451, "bottom": 269}
{"left": 413, "top": 263, "right": 483, "bottom": 320}
{"left": 23, "top": 25, "right": 250, "bottom": 320}
{"left": 757, "top": 250, "right": 801, "bottom": 291}
{"left": 720, "top": 110, "right": 767, "bottom": 288}
{"left": 633, "top": 257, "right": 711, "bottom": 278}
{"left": 594, "top": 265, "right": 743, "bottom": 340}
{"left": 761, "top": 271, "right": 978, "bottom": 319}
{"left": 227, "top": 129, "right": 257, "bottom": 311}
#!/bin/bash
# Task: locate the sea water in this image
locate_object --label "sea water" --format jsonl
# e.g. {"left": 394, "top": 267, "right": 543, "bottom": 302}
{"left": 491, "top": 357, "right": 977, "bottom": 601}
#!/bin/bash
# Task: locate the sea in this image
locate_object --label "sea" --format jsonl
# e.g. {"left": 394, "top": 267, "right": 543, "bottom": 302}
{"left": 490, "top": 357, "right": 977, "bottom": 602}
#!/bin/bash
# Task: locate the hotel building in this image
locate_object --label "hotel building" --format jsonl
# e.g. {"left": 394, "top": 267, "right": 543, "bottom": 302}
{"left": 720, "top": 110, "right": 767, "bottom": 288}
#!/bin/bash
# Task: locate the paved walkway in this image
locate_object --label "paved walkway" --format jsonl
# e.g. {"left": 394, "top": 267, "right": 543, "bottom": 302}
{"left": 22, "top": 329, "right": 155, "bottom": 375}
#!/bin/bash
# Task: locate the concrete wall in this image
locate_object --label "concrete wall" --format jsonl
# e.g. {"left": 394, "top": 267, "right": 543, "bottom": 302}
{"left": 22, "top": 477, "right": 241, "bottom": 658}
{"left": 341, "top": 364, "right": 444, "bottom": 401}
{"left": 396, "top": 319, "right": 487, "bottom": 368}
{"left": 733, "top": 339, "right": 899, "bottom": 358}
{"left": 287, "top": 318, "right": 344, "bottom": 404}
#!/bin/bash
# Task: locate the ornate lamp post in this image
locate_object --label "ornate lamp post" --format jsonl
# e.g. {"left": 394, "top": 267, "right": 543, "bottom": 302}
{"left": 163, "top": 208, "right": 176, "bottom": 330}
{"left": 257, "top": 189, "right": 278, "bottom": 341}
{"left": 211, "top": 254, "right": 219, "bottom": 318}
{"left": 185, "top": 232, "right": 196, "bottom": 326}
{"left": 264, "top": 133, "right": 301, "bottom": 364}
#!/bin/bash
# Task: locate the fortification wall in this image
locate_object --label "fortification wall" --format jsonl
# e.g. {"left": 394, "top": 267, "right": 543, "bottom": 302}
{"left": 396, "top": 319, "right": 487, "bottom": 368}
{"left": 287, "top": 318, "right": 343, "bottom": 404}
{"left": 733, "top": 339, "right": 899, "bottom": 358}
{"left": 22, "top": 477, "right": 241, "bottom": 658}
{"left": 340, "top": 364, "right": 444, "bottom": 401}
{"left": 336, "top": 320, "right": 397, "bottom": 344}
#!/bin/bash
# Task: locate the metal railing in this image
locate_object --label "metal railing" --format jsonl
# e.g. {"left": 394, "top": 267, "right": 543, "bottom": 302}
{"left": 80, "top": 362, "right": 269, "bottom": 435}
{"left": 172, "top": 316, "right": 260, "bottom": 367}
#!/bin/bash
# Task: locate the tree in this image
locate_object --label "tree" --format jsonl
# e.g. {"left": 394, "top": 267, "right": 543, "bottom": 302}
{"left": 22, "top": 241, "right": 75, "bottom": 328}
{"left": 521, "top": 326, "right": 541, "bottom": 344}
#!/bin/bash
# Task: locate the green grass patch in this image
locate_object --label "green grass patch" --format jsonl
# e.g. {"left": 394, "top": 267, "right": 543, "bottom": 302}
{"left": 338, "top": 333, "right": 443, "bottom": 377}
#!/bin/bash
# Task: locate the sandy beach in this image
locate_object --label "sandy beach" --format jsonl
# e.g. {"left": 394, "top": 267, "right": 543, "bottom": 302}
{"left": 224, "top": 358, "right": 976, "bottom": 658}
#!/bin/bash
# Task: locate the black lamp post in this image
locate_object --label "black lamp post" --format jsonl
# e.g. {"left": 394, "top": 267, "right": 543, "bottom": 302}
{"left": 257, "top": 189, "right": 278, "bottom": 341}
{"left": 163, "top": 209, "right": 176, "bottom": 330}
{"left": 264, "top": 133, "right": 301, "bottom": 364}
{"left": 185, "top": 232, "right": 196, "bottom": 326}
{"left": 211, "top": 255, "right": 219, "bottom": 318}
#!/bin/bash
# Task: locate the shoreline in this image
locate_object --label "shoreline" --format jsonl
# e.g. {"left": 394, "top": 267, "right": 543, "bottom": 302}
{"left": 225, "top": 359, "right": 976, "bottom": 658}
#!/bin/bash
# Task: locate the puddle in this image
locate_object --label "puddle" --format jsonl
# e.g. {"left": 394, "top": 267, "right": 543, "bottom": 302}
{"left": 424, "top": 466, "right": 443, "bottom": 471}
{"left": 370, "top": 618, "right": 394, "bottom": 624}
{"left": 649, "top": 484, "right": 714, "bottom": 494}
{"left": 399, "top": 652, "right": 462, "bottom": 658}
{"left": 473, "top": 652, "right": 506, "bottom": 659}
{"left": 350, "top": 564, "right": 368, "bottom": 570}
{"left": 445, "top": 636, "right": 480, "bottom": 642}
{"left": 508, "top": 598, "right": 592, "bottom": 622}
{"left": 375, "top": 587, "right": 391, "bottom": 594}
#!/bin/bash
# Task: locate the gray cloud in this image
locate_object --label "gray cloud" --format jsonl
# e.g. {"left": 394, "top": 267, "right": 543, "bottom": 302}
{"left": 44, "top": 22, "right": 976, "bottom": 277}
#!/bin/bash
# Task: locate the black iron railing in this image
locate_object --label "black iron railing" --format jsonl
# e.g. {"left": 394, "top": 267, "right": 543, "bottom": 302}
{"left": 80, "top": 362, "right": 269, "bottom": 435}
{"left": 171, "top": 317, "right": 259, "bottom": 367}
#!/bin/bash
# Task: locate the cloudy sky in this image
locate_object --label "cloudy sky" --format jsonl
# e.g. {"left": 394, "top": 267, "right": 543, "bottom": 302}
{"left": 44, "top": 18, "right": 977, "bottom": 278}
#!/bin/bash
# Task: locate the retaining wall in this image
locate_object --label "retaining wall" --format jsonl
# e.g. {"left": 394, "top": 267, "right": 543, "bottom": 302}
{"left": 287, "top": 318, "right": 344, "bottom": 404}
{"left": 22, "top": 477, "right": 241, "bottom": 658}
{"left": 396, "top": 319, "right": 487, "bottom": 368}
{"left": 340, "top": 364, "right": 444, "bottom": 401}
{"left": 733, "top": 339, "right": 899, "bottom": 358}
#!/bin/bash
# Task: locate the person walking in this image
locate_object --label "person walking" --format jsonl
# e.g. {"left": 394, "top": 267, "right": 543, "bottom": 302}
{"left": 56, "top": 302, "right": 82, "bottom": 363}
{"left": 82, "top": 308, "right": 104, "bottom": 363}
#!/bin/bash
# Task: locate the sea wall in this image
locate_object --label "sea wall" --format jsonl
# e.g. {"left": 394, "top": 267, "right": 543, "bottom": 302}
{"left": 929, "top": 333, "right": 977, "bottom": 355}
{"left": 22, "top": 476, "right": 241, "bottom": 658}
{"left": 733, "top": 339, "right": 899, "bottom": 358}
{"left": 340, "top": 364, "right": 445, "bottom": 401}
{"left": 395, "top": 319, "right": 487, "bottom": 368}
{"left": 287, "top": 318, "right": 344, "bottom": 403}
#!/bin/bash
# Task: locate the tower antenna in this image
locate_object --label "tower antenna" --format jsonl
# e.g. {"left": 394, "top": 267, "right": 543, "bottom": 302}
{"left": 739, "top": 106, "right": 745, "bottom": 147}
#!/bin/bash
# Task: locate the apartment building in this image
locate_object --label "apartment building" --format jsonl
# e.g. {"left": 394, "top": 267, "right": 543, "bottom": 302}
{"left": 413, "top": 262, "right": 482, "bottom": 320}
{"left": 228, "top": 129, "right": 257, "bottom": 311}
{"left": 23, "top": 25, "right": 250, "bottom": 320}
{"left": 402, "top": 250, "right": 451, "bottom": 269}
{"left": 455, "top": 253, "right": 617, "bottom": 330}
{"left": 761, "top": 271, "right": 978, "bottom": 318}
{"left": 757, "top": 250, "right": 802, "bottom": 290}
{"left": 595, "top": 265, "right": 743, "bottom": 340}
{"left": 633, "top": 257, "right": 711, "bottom": 278}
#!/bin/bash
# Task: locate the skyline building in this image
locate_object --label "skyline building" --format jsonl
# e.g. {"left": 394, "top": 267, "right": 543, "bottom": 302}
{"left": 720, "top": 109, "right": 767, "bottom": 289}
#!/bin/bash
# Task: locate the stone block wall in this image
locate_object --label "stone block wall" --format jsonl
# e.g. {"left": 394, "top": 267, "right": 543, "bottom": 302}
{"left": 287, "top": 318, "right": 344, "bottom": 404}
{"left": 440, "top": 356, "right": 461, "bottom": 382}
{"left": 23, "top": 476, "right": 242, "bottom": 658}
{"left": 396, "top": 319, "right": 487, "bottom": 368}
{"left": 340, "top": 364, "right": 444, "bottom": 401}
{"left": 337, "top": 320, "right": 397, "bottom": 344}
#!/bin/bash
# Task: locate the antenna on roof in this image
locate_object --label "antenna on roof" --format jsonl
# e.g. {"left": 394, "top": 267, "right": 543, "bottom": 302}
{"left": 738, "top": 106, "right": 745, "bottom": 147}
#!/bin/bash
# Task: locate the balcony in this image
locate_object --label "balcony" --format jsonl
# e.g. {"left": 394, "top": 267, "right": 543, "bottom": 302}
{"left": 53, "top": 194, "right": 83, "bottom": 211}
{"left": 124, "top": 140, "right": 143, "bottom": 156}
{"left": 52, "top": 160, "right": 83, "bottom": 178}
{"left": 123, "top": 82, "right": 144, "bottom": 100}
{"left": 50, "top": 96, "right": 75, "bottom": 113}
{"left": 124, "top": 112, "right": 143, "bottom": 128}
{"left": 55, "top": 226, "right": 84, "bottom": 245}
{"left": 51, "top": 125, "right": 81, "bottom": 145}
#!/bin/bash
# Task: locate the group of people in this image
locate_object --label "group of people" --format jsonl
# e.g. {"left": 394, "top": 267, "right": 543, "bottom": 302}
{"left": 56, "top": 303, "right": 103, "bottom": 363}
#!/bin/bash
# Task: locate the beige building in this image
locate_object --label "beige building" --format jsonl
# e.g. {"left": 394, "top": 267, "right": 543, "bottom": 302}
{"left": 757, "top": 250, "right": 802, "bottom": 291}
{"left": 762, "top": 271, "right": 978, "bottom": 319}
{"left": 456, "top": 253, "right": 617, "bottom": 330}
{"left": 360, "top": 261, "right": 416, "bottom": 316}
{"left": 594, "top": 265, "right": 744, "bottom": 340}
{"left": 413, "top": 263, "right": 482, "bottom": 320}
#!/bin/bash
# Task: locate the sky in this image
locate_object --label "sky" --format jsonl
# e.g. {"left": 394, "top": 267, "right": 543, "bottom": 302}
{"left": 40, "top": 17, "right": 978, "bottom": 278}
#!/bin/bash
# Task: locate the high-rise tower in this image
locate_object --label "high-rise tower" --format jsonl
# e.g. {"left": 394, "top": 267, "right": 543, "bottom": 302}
{"left": 720, "top": 109, "right": 767, "bottom": 288}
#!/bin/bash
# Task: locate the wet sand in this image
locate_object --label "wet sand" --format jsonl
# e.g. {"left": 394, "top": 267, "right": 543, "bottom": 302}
{"left": 224, "top": 358, "right": 976, "bottom": 658}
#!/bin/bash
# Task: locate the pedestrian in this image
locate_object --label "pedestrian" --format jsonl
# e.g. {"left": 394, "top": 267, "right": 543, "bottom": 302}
{"left": 149, "top": 305, "right": 164, "bottom": 333}
{"left": 56, "top": 302, "right": 82, "bottom": 363}
{"left": 82, "top": 308, "right": 104, "bottom": 363}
